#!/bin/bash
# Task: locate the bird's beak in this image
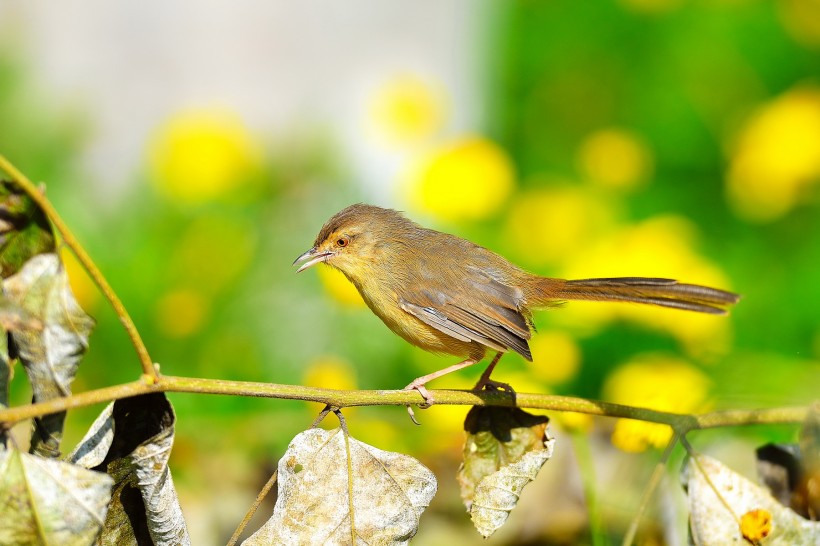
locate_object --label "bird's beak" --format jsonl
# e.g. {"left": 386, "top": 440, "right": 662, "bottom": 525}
{"left": 293, "top": 247, "right": 333, "bottom": 273}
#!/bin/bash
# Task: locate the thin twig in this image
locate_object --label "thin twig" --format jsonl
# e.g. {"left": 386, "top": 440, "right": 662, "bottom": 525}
{"left": 0, "top": 374, "right": 808, "bottom": 431}
{"left": 227, "top": 470, "right": 278, "bottom": 546}
{"left": 0, "top": 155, "right": 157, "bottom": 380}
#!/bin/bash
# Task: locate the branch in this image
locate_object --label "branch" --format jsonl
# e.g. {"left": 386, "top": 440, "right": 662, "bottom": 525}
{"left": 0, "top": 374, "right": 808, "bottom": 432}
{"left": 0, "top": 155, "right": 158, "bottom": 381}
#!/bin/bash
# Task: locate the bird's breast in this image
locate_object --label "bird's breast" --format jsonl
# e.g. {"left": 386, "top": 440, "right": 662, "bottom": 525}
{"left": 354, "top": 274, "right": 479, "bottom": 359}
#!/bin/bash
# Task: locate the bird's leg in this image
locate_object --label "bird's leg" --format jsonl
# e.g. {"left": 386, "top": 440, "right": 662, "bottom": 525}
{"left": 404, "top": 358, "right": 478, "bottom": 403}
{"left": 404, "top": 358, "right": 478, "bottom": 423}
{"left": 473, "top": 352, "right": 512, "bottom": 392}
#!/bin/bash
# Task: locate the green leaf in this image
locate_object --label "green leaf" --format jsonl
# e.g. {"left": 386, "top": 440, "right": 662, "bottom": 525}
{"left": 244, "top": 427, "right": 437, "bottom": 545}
{"left": 3, "top": 253, "right": 94, "bottom": 457}
{"left": 0, "top": 446, "right": 113, "bottom": 545}
{"left": 0, "top": 180, "right": 55, "bottom": 278}
{"left": 457, "top": 406, "right": 555, "bottom": 538}
{"left": 68, "top": 393, "right": 190, "bottom": 546}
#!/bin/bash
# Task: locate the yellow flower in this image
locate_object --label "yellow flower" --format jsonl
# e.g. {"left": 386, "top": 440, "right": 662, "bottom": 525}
{"left": 504, "top": 184, "right": 617, "bottom": 268}
{"left": 557, "top": 215, "right": 733, "bottom": 357}
{"left": 148, "top": 107, "right": 262, "bottom": 204}
{"left": 403, "top": 136, "right": 515, "bottom": 222}
{"left": 603, "top": 354, "right": 712, "bottom": 452}
{"left": 302, "top": 355, "right": 358, "bottom": 391}
{"left": 155, "top": 288, "right": 209, "bottom": 338}
{"left": 577, "top": 128, "right": 653, "bottom": 192}
{"left": 317, "top": 265, "right": 365, "bottom": 307}
{"left": 369, "top": 74, "right": 446, "bottom": 146}
{"left": 527, "top": 330, "right": 581, "bottom": 385}
{"left": 727, "top": 86, "right": 820, "bottom": 221}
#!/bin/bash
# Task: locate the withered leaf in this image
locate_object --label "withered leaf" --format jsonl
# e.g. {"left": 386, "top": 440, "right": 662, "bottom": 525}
{"left": 68, "top": 393, "right": 190, "bottom": 546}
{"left": 3, "top": 253, "right": 94, "bottom": 458}
{"left": 243, "top": 427, "right": 437, "bottom": 546}
{"left": 0, "top": 446, "right": 113, "bottom": 545}
{"left": 457, "top": 406, "right": 555, "bottom": 538}
{"left": 684, "top": 454, "right": 820, "bottom": 545}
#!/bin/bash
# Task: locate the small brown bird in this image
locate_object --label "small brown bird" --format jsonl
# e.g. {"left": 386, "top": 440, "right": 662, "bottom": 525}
{"left": 294, "top": 204, "right": 739, "bottom": 410}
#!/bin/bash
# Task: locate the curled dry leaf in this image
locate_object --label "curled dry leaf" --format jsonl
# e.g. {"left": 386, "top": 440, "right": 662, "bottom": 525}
{"left": 0, "top": 447, "right": 113, "bottom": 545}
{"left": 243, "top": 427, "right": 437, "bottom": 546}
{"left": 684, "top": 454, "right": 820, "bottom": 545}
{"left": 68, "top": 393, "right": 190, "bottom": 546}
{"left": 457, "top": 406, "right": 555, "bottom": 538}
{"left": 3, "top": 253, "right": 95, "bottom": 458}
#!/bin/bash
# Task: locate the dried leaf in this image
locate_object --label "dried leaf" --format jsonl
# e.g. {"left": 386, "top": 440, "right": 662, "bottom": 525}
{"left": 0, "top": 297, "right": 42, "bottom": 450}
{"left": 3, "top": 253, "right": 95, "bottom": 457}
{"left": 458, "top": 406, "right": 549, "bottom": 508}
{"left": 0, "top": 179, "right": 55, "bottom": 278}
{"left": 68, "top": 393, "right": 190, "bottom": 546}
{"left": 684, "top": 454, "right": 820, "bottom": 545}
{"left": 457, "top": 407, "right": 555, "bottom": 538}
{"left": 0, "top": 446, "right": 113, "bottom": 545}
{"left": 243, "top": 427, "right": 437, "bottom": 546}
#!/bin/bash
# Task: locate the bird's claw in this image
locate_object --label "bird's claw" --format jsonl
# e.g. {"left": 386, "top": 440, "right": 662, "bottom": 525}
{"left": 404, "top": 382, "right": 434, "bottom": 425}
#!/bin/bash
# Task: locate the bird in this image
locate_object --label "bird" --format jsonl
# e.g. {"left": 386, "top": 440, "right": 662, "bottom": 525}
{"left": 294, "top": 203, "right": 740, "bottom": 416}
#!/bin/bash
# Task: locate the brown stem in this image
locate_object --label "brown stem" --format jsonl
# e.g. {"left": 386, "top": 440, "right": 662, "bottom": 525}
{"left": 227, "top": 470, "right": 278, "bottom": 546}
{"left": 0, "top": 155, "right": 157, "bottom": 380}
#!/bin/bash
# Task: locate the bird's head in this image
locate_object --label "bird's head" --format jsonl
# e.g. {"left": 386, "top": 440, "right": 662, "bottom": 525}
{"left": 293, "top": 203, "right": 415, "bottom": 282}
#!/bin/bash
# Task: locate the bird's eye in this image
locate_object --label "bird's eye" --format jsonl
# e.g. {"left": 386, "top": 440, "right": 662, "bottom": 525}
{"left": 336, "top": 236, "right": 349, "bottom": 247}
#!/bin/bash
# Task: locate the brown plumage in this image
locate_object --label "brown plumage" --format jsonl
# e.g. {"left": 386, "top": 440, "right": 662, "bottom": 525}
{"left": 294, "top": 204, "right": 740, "bottom": 405}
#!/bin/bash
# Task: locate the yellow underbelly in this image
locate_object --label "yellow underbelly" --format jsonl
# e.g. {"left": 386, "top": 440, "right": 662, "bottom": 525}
{"left": 359, "top": 283, "right": 485, "bottom": 360}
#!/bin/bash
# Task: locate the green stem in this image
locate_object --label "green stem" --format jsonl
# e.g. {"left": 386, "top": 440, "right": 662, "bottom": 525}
{"left": 0, "top": 155, "right": 157, "bottom": 380}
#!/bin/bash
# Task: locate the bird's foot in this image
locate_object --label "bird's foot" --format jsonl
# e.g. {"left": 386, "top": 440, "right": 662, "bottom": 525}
{"left": 403, "top": 381, "right": 434, "bottom": 425}
{"left": 473, "top": 377, "right": 514, "bottom": 393}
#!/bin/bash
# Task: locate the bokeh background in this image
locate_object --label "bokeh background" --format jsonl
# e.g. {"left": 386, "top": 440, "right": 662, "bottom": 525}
{"left": 2, "top": 1, "right": 819, "bottom": 544}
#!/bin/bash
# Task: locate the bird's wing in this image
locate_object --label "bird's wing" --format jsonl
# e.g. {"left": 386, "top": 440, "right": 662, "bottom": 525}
{"left": 398, "top": 270, "right": 533, "bottom": 360}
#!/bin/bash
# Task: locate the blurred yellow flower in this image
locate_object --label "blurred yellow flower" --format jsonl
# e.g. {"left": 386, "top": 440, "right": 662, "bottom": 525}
{"left": 603, "top": 354, "right": 712, "bottom": 452}
{"left": 169, "top": 215, "right": 257, "bottom": 295}
{"left": 369, "top": 74, "right": 446, "bottom": 146}
{"left": 404, "top": 136, "right": 515, "bottom": 222}
{"left": 302, "top": 355, "right": 358, "bottom": 391}
{"left": 577, "top": 128, "right": 653, "bottom": 191}
{"left": 778, "top": 0, "right": 820, "bottom": 48}
{"left": 504, "top": 185, "right": 617, "bottom": 267}
{"left": 155, "top": 288, "right": 209, "bottom": 338}
{"left": 727, "top": 86, "right": 820, "bottom": 221}
{"left": 148, "top": 107, "right": 262, "bottom": 204}
{"left": 60, "top": 247, "right": 99, "bottom": 313}
{"left": 527, "top": 330, "right": 581, "bottom": 385}
{"left": 317, "top": 265, "right": 365, "bottom": 307}
{"left": 557, "top": 215, "right": 733, "bottom": 357}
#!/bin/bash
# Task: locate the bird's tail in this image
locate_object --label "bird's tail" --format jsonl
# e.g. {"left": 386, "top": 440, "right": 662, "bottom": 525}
{"left": 527, "top": 276, "right": 740, "bottom": 315}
